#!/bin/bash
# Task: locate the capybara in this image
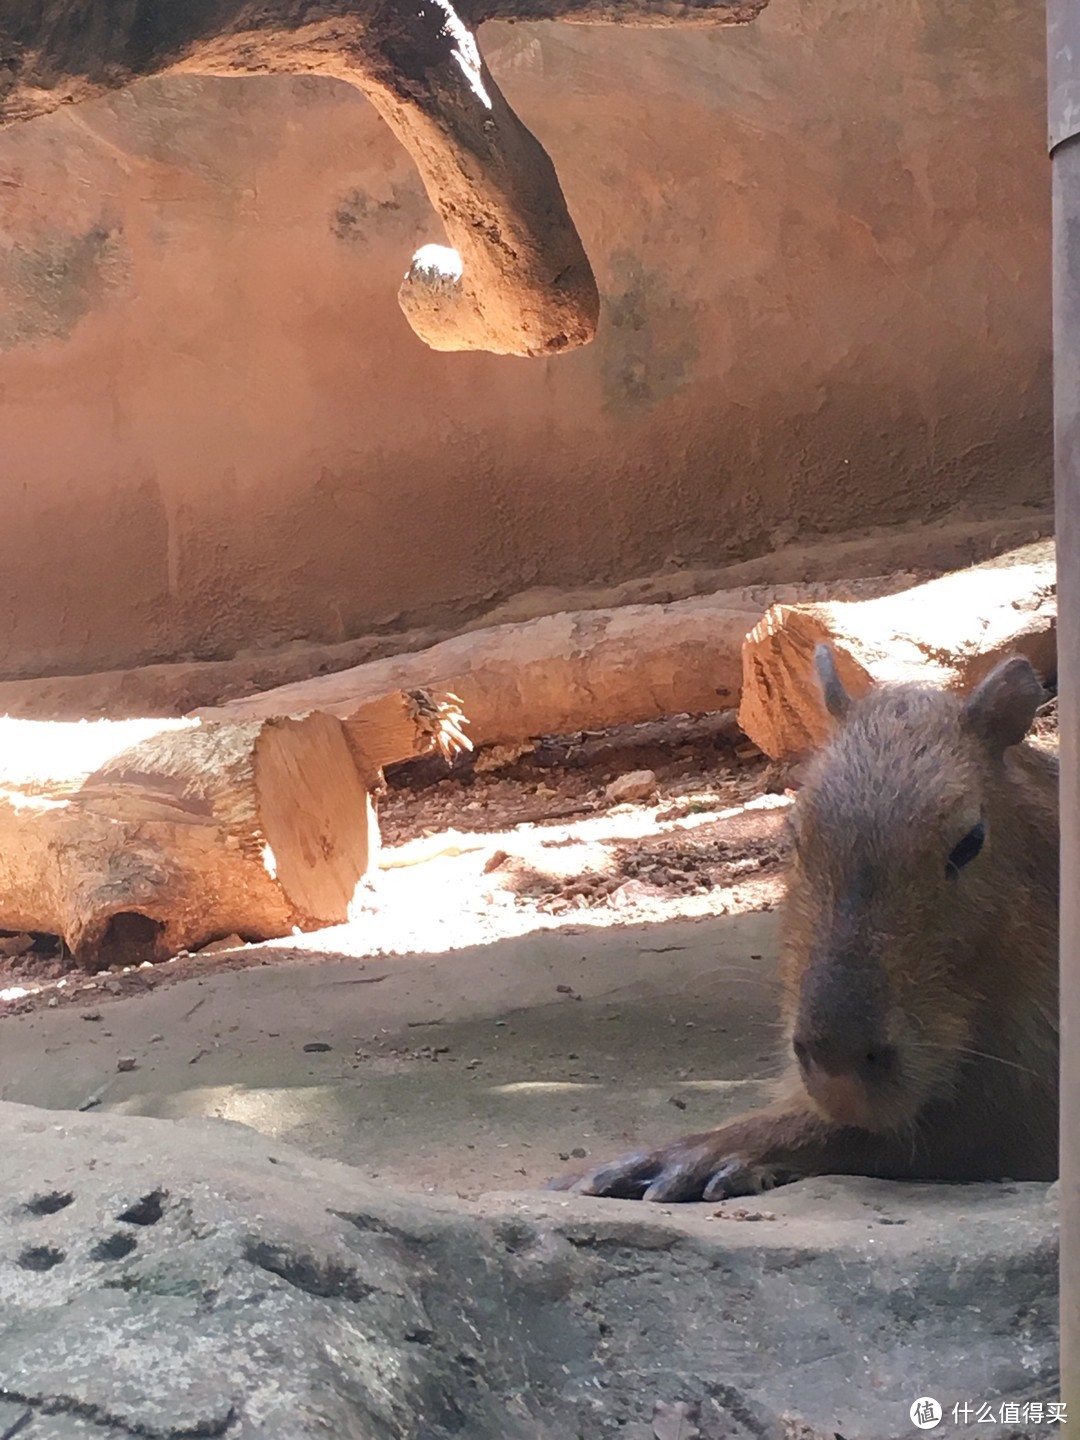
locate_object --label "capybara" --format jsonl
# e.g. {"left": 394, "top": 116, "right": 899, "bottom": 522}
{"left": 548, "top": 647, "right": 1059, "bottom": 1201}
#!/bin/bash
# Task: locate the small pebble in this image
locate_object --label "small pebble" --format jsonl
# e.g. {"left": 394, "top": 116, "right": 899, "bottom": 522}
{"left": 47, "top": 997, "right": 59, "bottom": 1008}
{"left": 303, "top": 1042, "right": 332, "bottom": 1054}
{"left": 117, "top": 1057, "right": 137, "bottom": 1073}
{"left": 605, "top": 769, "right": 658, "bottom": 804}
{"left": 150, "top": 1033, "right": 163, "bottom": 1043}
{"left": 81, "top": 1012, "right": 102, "bottom": 1022}
{"left": 570, "top": 1146, "right": 587, "bottom": 1159}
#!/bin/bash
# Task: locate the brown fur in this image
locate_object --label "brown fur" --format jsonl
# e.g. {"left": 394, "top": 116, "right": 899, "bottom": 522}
{"left": 548, "top": 653, "right": 1059, "bottom": 1202}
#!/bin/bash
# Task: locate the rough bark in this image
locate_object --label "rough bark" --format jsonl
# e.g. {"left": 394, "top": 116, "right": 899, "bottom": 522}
{"left": 198, "top": 574, "right": 919, "bottom": 752}
{"left": 737, "top": 542, "right": 1058, "bottom": 762}
{"left": 0, "top": 710, "right": 376, "bottom": 970}
{"left": 0, "top": 0, "right": 765, "bottom": 356}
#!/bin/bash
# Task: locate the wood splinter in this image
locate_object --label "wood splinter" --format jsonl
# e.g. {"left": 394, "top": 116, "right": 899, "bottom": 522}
{"left": 404, "top": 689, "right": 473, "bottom": 763}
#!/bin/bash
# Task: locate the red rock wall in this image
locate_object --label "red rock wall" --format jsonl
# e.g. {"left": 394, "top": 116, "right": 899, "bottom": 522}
{"left": 0, "top": 0, "right": 1050, "bottom": 679}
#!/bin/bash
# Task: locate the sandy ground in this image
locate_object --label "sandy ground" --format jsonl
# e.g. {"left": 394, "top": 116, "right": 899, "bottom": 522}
{"left": 0, "top": 910, "right": 782, "bottom": 1197}
{"left": 0, "top": 687, "right": 1058, "bottom": 1197}
{"left": 0, "top": 719, "right": 793, "bottom": 1195}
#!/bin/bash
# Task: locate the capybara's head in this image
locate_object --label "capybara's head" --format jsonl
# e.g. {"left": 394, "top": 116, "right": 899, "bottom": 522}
{"left": 781, "top": 647, "right": 1046, "bottom": 1134}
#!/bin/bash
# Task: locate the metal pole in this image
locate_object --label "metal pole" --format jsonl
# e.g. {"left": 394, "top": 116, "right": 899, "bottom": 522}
{"left": 1049, "top": 0, "right": 1080, "bottom": 1412}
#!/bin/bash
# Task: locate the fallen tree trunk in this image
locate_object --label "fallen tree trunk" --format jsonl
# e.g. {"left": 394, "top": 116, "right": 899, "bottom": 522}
{"left": 0, "top": 711, "right": 376, "bottom": 971}
{"left": 0, "top": 515, "right": 1046, "bottom": 725}
{"left": 197, "top": 573, "right": 920, "bottom": 752}
{"left": 737, "top": 542, "right": 1058, "bottom": 761}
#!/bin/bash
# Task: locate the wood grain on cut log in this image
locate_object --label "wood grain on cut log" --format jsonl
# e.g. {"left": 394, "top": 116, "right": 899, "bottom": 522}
{"left": 201, "top": 574, "right": 920, "bottom": 752}
{"left": 0, "top": 711, "right": 376, "bottom": 970}
{"left": 738, "top": 542, "right": 1058, "bottom": 762}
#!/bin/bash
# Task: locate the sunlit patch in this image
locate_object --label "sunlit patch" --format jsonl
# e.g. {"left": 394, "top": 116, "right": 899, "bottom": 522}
{"left": 114, "top": 1084, "right": 341, "bottom": 1133}
{"left": 5, "top": 792, "right": 68, "bottom": 813}
{"left": 432, "top": 0, "right": 492, "bottom": 108}
{"left": 407, "top": 244, "right": 463, "bottom": 285}
{"left": 487, "top": 1081, "right": 600, "bottom": 1095}
{"left": 241, "top": 786, "right": 792, "bottom": 964}
{"left": 0, "top": 725, "right": 787, "bottom": 999}
{"left": 0, "top": 715, "right": 196, "bottom": 787}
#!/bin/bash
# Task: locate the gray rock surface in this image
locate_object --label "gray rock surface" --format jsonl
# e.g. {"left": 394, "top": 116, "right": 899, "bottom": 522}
{"left": 0, "top": 1102, "right": 1058, "bottom": 1440}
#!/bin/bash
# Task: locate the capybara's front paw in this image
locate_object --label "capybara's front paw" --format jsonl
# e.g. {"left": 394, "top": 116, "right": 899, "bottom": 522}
{"left": 545, "top": 1132, "right": 800, "bottom": 1203}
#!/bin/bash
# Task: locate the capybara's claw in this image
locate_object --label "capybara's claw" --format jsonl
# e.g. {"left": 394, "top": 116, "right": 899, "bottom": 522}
{"left": 545, "top": 1141, "right": 782, "bottom": 1203}
{"left": 700, "top": 1160, "right": 799, "bottom": 1200}
{"left": 546, "top": 1150, "right": 660, "bottom": 1199}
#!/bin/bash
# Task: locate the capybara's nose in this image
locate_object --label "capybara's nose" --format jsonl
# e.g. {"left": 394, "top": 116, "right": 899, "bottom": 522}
{"left": 793, "top": 1035, "right": 898, "bottom": 1084}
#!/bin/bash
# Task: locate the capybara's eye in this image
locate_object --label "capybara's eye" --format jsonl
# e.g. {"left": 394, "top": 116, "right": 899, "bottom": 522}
{"left": 946, "top": 820, "right": 986, "bottom": 879}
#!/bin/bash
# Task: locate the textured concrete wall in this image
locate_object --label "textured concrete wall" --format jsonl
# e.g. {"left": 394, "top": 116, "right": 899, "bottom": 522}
{"left": 0, "top": 0, "right": 1051, "bottom": 680}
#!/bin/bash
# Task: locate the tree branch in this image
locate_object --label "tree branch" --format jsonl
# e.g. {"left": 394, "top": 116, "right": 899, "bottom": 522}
{"left": 0, "top": 0, "right": 765, "bottom": 356}
{"left": 355, "top": 0, "right": 599, "bottom": 355}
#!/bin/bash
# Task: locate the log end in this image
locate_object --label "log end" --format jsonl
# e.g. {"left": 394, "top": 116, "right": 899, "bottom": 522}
{"left": 254, "top": 712, "right": 378, "bottom": 928}
{"left": 737, "top": 605, "right": 874, "bottom": 762}
{"left": 736, "top": 551, "right": 1059, "bottom": 763}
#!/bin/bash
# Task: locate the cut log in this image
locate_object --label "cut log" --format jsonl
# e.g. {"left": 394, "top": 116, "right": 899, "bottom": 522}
{"left": 197, "top": 574, "right": 921, "bottom": 752}
{"left": 737, "top": 542, "right": 1058, "bottom": 762}
{"left": 0, "top": 711, "right": 376, "bottom": 971}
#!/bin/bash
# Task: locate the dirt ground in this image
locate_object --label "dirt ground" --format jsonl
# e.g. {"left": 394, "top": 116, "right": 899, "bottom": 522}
{"left": 0, "top": 718, "right": 791, "bottom": 1196}
{"left": 0, "top": 690, "right": 1055, "bottom": 1197}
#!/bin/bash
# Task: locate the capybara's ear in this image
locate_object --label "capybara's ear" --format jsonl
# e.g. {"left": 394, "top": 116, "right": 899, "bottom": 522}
{"left": 814, "top": 643, "right": 853, "bottom": 724}
{"left": 962, "top": 655, "right": 1045, "bottom": 755}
